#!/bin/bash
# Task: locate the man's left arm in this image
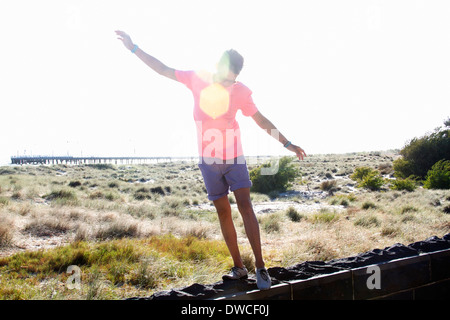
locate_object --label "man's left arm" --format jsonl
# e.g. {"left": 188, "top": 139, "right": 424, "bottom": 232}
{"left": 251, "top": 111, "right": 306, "bottom": 160}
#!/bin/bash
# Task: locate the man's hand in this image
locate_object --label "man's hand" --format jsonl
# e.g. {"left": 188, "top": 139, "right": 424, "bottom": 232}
{"left": 251, "top": 112, "right": 307, "bottom": 161}
{"left": 115, "top": 30, "right": 134, "bottom": 51}
{"left": 115, "top": 30, "right": 177, "bottom": 81}
{"left": 287, "top": 144, "right": 306, "bottom": 161}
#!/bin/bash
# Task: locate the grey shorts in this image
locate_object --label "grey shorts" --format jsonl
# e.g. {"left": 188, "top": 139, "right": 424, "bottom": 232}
{"left": 198, "top": 156, "right": 252, "bottom": 201}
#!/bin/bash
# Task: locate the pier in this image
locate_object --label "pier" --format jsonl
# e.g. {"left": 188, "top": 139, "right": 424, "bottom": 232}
{"left": 10, "top": 156, "right": 196, "bottom": 165}
{"left": 10, "top": 155, "right": 275, "bottom": 166}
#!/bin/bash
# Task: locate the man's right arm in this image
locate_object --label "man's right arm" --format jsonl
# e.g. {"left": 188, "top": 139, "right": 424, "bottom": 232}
{"left": 134, "top": 48, "right": 177, "bottom": 81}
{"left": 115, "top": 30, "right": 177, "bottom": 81}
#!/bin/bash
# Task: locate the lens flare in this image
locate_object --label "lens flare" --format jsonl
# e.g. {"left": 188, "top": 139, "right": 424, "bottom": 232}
{"left": 199, "top": 83, "right": 230, "bottom": 119}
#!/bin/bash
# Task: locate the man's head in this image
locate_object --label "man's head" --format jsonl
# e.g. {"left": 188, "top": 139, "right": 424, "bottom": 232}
{"left": 216, "top": 49, "right": 244, "bottom": 86}
{"left": 219, "top": 49, "right": 244, "bottom": 75}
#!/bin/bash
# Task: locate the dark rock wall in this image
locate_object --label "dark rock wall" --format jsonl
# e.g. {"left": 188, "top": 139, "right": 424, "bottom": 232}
{"left": 128, "top": 233, "right": 450, "bottom": 300}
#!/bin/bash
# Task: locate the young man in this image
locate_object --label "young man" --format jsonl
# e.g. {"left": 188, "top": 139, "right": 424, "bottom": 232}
{"left": 116, "top": 30, "right": 306, "bottom": 290}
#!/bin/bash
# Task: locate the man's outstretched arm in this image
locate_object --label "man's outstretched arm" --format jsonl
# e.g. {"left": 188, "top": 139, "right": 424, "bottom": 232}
{"left": 252, "top": 111, "right": 306, "bottom": 161}
{"left": 115, "top": 30, "right": 177, "bottom": 81}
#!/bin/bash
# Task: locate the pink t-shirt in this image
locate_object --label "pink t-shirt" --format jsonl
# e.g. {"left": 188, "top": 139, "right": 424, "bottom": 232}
{"left": 175, "top": 70, "right": 258, "bottom": 160}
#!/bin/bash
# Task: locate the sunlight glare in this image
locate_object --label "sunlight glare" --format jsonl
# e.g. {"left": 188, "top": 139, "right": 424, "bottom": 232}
{"left": 199, "top": 83, "right": 230, "bottom": 119}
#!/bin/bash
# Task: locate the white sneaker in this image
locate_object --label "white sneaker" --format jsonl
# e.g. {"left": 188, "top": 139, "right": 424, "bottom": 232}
{"left": 256, "top": 267, "right": 271, "bottom": 290}
{"left": 222, "top": 267, "right": 248, "bottom": 280}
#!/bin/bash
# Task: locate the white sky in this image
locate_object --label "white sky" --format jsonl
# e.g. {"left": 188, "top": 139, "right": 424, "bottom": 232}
{"left": 1, "top": 0, "right": 449, "bottom": 165}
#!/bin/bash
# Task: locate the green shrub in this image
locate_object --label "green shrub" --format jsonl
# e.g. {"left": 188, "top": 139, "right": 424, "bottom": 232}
{"left": 286, "top": 206, "right": 305, "bottom": 222}
{"left": 44, "top": 189, "right": 78, "bottom": 205}
{"left": 392, "top": 158, "right": 415, "bottom": 179}
{"left": 361, "top": 172, "right": 384, "bottom": 191}
{"left": 68, "top": 181, "right": 82, "bottom": 188}
{"left": 249, "top": 156, "right": 299, "bottom": 195}
{"left": 350, "top": 167, "right": 384, "bottom": 191}
{"left": 362, "top": 201, "right": 377, "bottom": 210}
{"left": 150, "top": 186, "right": 165, "bottom": 195}
{"left": 330, "top": 194, "right": 353, "bottom": 207}
{"left": 108, "top": 182, "right": 119, "bottom": 188}
{"left": 423, "top": 160, "right": 450, "bottom": 189}
{"left": 104, "top": 192, "right": 118, "bottom": 201}
{"left": 350, "top": 167, "right": 374, "bottom": 182}
{"left": 133, "top": 187, "right": 151, "bottom": 200}
{"left": 45, "top": 189, "right": 76, "bottom": 200}
{"left": 311, "top": 209, "right": 338, "bottom": 223}
{"left": 259, "top": 212, "right": 283, "bottom": 233}
{"left": 389, "top": 177, "right": 417, "bottom": 192}
{"left": 394, "top": 119, "right": 450, "bottom": 179}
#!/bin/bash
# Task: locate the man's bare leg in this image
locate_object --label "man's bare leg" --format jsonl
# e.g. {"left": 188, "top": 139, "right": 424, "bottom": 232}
{"left": 213, "top": 195, "right": 244, "bottom": 269}
{"left": 233, "top": 187, "right": 265, "bottom": 269}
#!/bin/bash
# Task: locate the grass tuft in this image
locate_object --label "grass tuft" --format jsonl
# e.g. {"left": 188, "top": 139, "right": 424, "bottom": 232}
{"left": 311, "top": 209, "right": 339, "bottom": 223}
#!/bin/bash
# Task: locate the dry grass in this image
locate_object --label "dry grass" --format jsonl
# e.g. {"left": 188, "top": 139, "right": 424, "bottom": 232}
{"left": 0, "top": 216, "right": 14, "bottom": 247}
{"left": 0, "top": 152, "right": 449, "bottom": 299}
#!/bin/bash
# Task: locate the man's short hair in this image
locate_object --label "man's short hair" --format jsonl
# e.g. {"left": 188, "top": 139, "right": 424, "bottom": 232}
{"left": 220, "top": 49, "right": 244, "bottom": 75}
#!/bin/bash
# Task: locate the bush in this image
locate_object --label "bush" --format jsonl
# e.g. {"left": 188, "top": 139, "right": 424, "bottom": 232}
{"left": 311, "top": 209, "right": 338, "bottom": 223}
{"left": 350, "top": 167, "right": 384, "bottom": 191}
{"left": 361, "top": 172, "right": 384, "bottom": 191}
{"left": 443, "top": 205, "right": 450, "bottom": 214}
{"left": 150, "top": 186, "right": 165, "bottom": 195}
{"left": 389, "top": 178, "right": 417, "bottom": 192}
{"left": 362, "top": 201, "right": 377, "bottom": 210}
{"left": 45, "top": 189, "right": 76, "bottom": 200}
{"left": 320, "top": 180, "right": 337, "bottom": 193}
{"left": 249, "top": 157, "right": 299, "bottom": 195}
{"left": 259, "top": 213, "right": 282, "bottom": 233}
{"left": 330, "top": 194, "right": 356, "bottom": 207}
{"left": 68, "top": 181, "right": 82, "bottom": 188}
{"left": 108, "top": 182, "right": 119, "bottom": 188}
{"left": 394, "top": 119, "right": 450, "bottom": 179}
{"left": 44, "top": 189, "right": 78, "bottom": 205}
{"left": 350, "top": 167, "right": 374, "bottom": 182}
{"left": 133, "top": 187, "right": 151, "bottom": 200}
{"left": 392, "top": 158, "right": 415, "bottom": 179}
{"left": 286, "top": 206, "right": 305, "bottom": 222}
{"left": 423, "top": 160, "right": 450, "bottom": 189}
